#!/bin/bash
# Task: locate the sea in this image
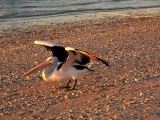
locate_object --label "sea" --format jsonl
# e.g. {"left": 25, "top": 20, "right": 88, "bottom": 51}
{"left": 0, "top": 0, "right": 160, "bottom": 31}
{"left": 1, "top": 0, "right": 160, "bottom": 21}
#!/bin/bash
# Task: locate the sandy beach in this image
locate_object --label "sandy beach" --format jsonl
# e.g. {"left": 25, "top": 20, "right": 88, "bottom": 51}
{"left": 0, "top": 10, "right": 160, "bottom": 119}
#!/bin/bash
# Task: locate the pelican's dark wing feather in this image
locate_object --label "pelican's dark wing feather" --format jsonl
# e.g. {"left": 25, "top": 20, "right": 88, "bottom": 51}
{"left": 77, "top": 49, "right": 110, "bottom": 66}
{"left": 34, "top": 41, "right": 68, "bottom": 62}
{"left": 65, "top": 47, "right": 109, "bottom": 67}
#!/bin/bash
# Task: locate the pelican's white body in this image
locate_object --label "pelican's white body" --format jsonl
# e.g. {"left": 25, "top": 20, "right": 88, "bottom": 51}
{"left": 42, "top": 63, "right": 89, "bottom": 82}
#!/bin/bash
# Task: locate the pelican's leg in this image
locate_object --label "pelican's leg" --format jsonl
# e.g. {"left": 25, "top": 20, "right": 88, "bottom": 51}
{"left": 71, "top": 79, "right": 77, "bottom": 90}
{"left": 66, "top": 80, "right": 71, "bottom": 88}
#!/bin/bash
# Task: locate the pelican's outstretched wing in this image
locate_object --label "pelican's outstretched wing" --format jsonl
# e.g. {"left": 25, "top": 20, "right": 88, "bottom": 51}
{"left": 34, "top": 40, "right": 109, "bottom": 67}
{"left": 34, "top": 40, "right": 56, "bottom": 47}
{"left": 65, "top": 47, "right": 109, "bottom": 66}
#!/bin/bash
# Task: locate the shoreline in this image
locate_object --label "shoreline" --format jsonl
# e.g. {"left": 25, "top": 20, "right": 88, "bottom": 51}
{"left": 0, "top": 8, "right": 160, "bottom": 35}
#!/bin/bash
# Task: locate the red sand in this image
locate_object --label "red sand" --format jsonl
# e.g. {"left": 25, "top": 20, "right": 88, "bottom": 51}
{"left": 0, "top": 12, "right": 160, "bottom": 119}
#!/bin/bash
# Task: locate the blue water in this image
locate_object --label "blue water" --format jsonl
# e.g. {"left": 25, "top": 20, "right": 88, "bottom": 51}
{"left": 0, "top": 0, "right": 160, "bottom": 22}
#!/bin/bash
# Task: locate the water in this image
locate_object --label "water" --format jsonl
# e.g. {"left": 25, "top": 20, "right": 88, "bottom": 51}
{"left": 0, "top": 0, "right": 160, "bottom": 22}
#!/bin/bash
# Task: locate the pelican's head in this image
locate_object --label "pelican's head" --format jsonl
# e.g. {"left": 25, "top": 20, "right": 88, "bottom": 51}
{"left": 23, "top": 57, "right": 58, "bottom": 77}
{"left": 46, "top": 57, "right": 58, "bottom": 64}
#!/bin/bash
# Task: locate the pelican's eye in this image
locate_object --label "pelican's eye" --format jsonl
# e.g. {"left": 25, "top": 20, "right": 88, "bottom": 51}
{"left": 47, "top": 58, "right": 52, "bottom": 62}
{"left": 49, "top": 59, "right": 52, "bottom": 61}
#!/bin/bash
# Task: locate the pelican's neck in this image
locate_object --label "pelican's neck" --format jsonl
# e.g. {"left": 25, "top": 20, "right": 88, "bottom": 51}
{"left": 42, "top": 57, "right": 58, "bottom": 81}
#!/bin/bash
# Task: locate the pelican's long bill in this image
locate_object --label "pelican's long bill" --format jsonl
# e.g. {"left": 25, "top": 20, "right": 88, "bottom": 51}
{"left": 23, "top": 60, "right": 52, "bottom": 77}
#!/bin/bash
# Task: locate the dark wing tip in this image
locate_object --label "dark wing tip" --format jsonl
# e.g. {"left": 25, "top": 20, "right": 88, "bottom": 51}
{"left": 78, "top": 50, "right": 110, "bottom": 67}
{"left": 95, "top": 57, "right": 110, "bottom": 67}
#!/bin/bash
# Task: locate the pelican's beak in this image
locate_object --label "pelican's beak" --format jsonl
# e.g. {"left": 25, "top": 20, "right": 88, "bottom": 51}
{"left": 23, "top": 60, "right": 52, "bottom": 77}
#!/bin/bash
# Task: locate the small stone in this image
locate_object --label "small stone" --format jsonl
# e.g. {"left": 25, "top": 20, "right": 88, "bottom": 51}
{"left": 139, "top": 92, "right": 143, "bottom": 96}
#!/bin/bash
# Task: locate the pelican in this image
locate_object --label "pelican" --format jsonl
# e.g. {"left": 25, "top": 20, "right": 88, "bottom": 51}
{"left": 23, "top": 41, "right": 109, "bottom": 90}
